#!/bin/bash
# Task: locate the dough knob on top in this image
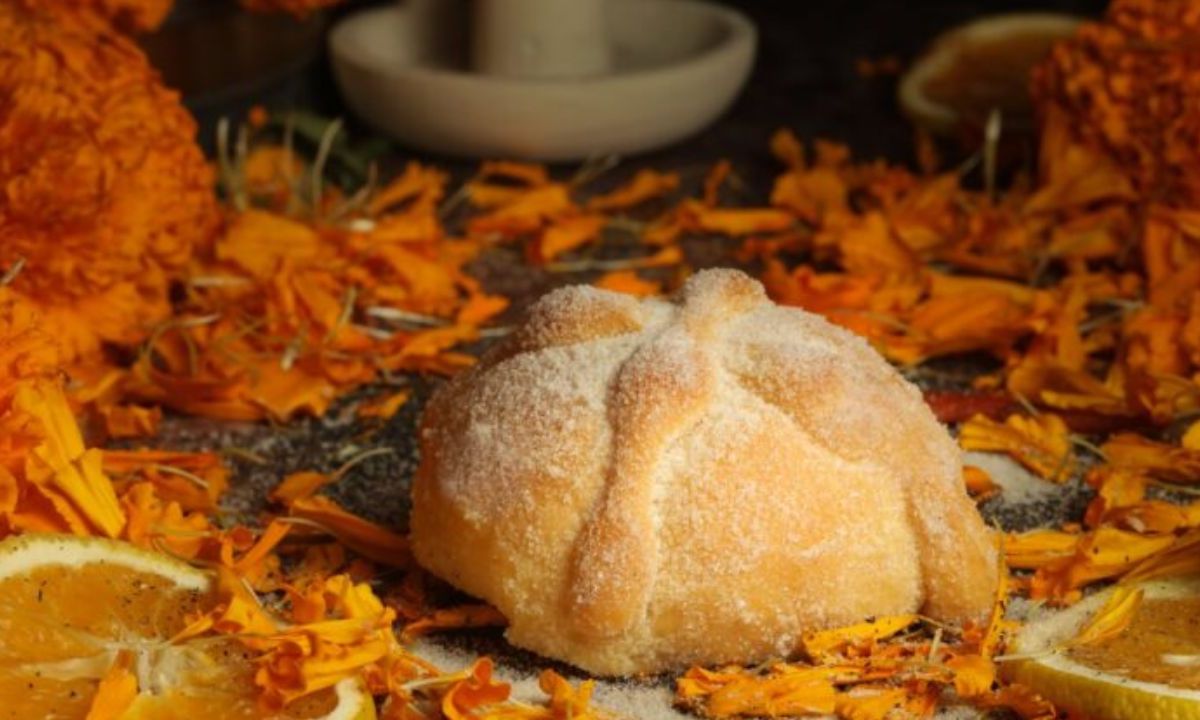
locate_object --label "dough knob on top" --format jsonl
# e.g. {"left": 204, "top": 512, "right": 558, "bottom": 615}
{"left": 412, "top": 268, "right": 997, "bottom": 675}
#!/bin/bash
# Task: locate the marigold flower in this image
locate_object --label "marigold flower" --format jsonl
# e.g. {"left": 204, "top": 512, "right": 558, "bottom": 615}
{"left": 0, "top": 3, "right": 218, "bottom": 363}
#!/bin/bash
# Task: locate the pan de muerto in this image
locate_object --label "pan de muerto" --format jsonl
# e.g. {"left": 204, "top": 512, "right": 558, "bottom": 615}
{"left": 411, "top": 268, "right": 997, "bottom": 675}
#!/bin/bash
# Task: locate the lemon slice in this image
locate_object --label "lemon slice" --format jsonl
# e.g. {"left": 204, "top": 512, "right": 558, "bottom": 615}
{"left": 898, "top": 13, "right": 1081, "bottom": 136}
{"left": 1005, "top": 577, "right": 1200, "bottom": 720}
{"left": 0, "top": 533, "right": 375, "bottom": 720}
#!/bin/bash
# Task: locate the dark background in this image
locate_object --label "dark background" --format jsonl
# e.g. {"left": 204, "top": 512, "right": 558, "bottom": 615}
{"left": 145, "top": 0, "right": 1107, "bottom": 176}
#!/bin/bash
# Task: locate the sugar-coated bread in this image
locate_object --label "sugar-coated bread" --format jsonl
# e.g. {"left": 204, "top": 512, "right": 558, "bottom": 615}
{"left": 411, "top": 269, "right": 997, "bottom": 676}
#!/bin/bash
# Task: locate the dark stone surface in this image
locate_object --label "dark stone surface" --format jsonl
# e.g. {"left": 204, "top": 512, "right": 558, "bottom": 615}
{"left": 154, "top": 379, "right": 432, "bottom": 525}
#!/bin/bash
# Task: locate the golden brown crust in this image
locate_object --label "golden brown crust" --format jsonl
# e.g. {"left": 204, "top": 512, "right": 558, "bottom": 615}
{"left": 411, "top": 269, "right": 997, "bottom": 675}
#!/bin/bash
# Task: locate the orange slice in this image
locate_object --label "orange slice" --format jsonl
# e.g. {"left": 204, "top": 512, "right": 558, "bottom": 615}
{"left": 1005, "top": 577, "right": 1200, "bottom": 720}
{"left": 898, "top": 13, "right": 1081, "bottom": 136}
{"left": 0, "top": 533, "right": 375, "bottom": 719}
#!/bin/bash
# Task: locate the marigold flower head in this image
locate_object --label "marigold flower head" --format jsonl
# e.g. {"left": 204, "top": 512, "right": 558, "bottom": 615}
{"left": 1033, "top": 0, "right": 1200, "bottom": 205}
{"left": 27, "top": 0, "right": 172, "bottom": 32}
{"left": 0, "top": 3, "right": 218, "bottom": 363}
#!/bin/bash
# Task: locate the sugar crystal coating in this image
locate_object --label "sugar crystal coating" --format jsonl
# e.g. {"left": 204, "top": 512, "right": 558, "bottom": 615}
{"left": 412, "top": 268, "right": 997, "bottom": 675}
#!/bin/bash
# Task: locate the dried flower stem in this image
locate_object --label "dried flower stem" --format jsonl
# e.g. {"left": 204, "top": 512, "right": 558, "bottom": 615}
{"left": 310, "top": 118, "right": 344, "bottom": 217}
{"left": 0, "top": 257, "right": 26, "bottom": 286}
